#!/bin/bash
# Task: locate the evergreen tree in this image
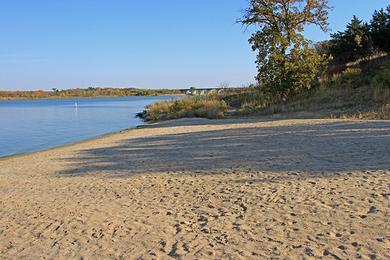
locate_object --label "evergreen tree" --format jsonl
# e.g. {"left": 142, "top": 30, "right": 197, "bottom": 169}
{"left": 330, "top": 16, "right": 372, "bottom": 63}
{"left": 370, "top": 5, "right": 390, "bottom": 53}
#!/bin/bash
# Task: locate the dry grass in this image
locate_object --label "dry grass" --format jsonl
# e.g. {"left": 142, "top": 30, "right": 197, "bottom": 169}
{"left": 225, "top": 56, "right": 390, "bottom": 120}
{"left": 140, "top": 97, "right": 228, "bottom": 121}
{"left": 335, "top": 104, "right": 390, "bottom": 120}
{"left": 138, "top": 56, "right": 389, "bottom": 122}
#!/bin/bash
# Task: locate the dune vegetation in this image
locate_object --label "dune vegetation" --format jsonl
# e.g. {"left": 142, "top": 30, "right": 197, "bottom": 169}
{"left": 140, "top": 55, "right": 390, "bottom": 121}
{"left": 141, "top": 3, "right": 390, "bottom": 122}
{"left": 231, "top": 56, "right": 390, "bottom": 120}
{"left": 138, "top": 97, "right": 228, "bottom": 121}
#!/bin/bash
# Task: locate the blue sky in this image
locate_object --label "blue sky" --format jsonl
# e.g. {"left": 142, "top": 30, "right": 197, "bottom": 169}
{"left": 0, "top": 0, "right": 388, "bottom": 90}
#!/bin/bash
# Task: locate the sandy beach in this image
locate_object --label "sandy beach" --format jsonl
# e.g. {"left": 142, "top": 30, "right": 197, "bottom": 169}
{"left": 0, "top": 118, "right": 389, "bottom": 259}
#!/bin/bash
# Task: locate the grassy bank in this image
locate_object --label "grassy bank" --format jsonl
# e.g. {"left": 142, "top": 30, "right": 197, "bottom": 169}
{"left": 140, "top": 55, "right": 389, "bottom": 122}
{"left": 231, "top": 56, "right": 390, "bottom": 120}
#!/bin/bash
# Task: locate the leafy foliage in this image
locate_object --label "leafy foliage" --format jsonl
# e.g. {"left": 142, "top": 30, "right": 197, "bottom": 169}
{"left": 241, "top": 0, "right": 330, "bottom": 99}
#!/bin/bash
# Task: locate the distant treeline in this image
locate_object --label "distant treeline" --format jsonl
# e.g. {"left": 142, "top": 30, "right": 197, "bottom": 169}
{"left": 0, "top": 87, "right": 184, "bottom": 100}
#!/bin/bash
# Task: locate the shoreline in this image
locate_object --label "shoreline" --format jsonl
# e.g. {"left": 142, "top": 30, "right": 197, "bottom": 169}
{"left": 0, "top": 94, "right": 185, "bottom": 101}
{"left": 1, "top": 116, "right": 389, "bottom": 161}
{"left": 0, "top": 121, "right": 156, "bottom": 161}
{"left": 1, "top": 116, "right": 388, "bottom": 161}
{"left": 0, "top": 117, "right": 337, "bottom": 161}
{"left": 0, "top": 117, "right": 216, "bottom": 161}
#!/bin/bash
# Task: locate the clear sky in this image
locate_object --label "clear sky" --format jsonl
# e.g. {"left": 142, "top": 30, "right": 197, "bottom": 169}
{"left": 1, "top": 0, "right": 388, "bottom": 90}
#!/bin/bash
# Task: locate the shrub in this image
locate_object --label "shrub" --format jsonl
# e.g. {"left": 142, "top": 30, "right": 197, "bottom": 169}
{"left": 371, "top": 60, "right": 390, "bottom": 101}
{"left": 139, "top": 97, "right": 228, "bottom": 122}
{"left": 141, "top": 101, "right": 172, "bottom": 121}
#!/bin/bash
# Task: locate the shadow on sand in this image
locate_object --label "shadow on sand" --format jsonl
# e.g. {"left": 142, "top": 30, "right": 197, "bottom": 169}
{"left": 57, "top": 120, "right": 390, "bottom": 177}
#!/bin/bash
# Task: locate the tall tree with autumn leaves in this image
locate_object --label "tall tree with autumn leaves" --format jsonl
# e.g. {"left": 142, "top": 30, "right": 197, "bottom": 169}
{"left": 241, "top": 0, "right": 330, "bottom": 100}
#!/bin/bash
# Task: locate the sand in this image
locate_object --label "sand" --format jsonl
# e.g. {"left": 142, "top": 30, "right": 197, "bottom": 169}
{"left": 0, "top": 118, "right": 389, "bottom": 259}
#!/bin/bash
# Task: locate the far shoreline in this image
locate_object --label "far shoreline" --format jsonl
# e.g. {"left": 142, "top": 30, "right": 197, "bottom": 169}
{"left": 0, "top": 93, "right": 185, "bottom": 101}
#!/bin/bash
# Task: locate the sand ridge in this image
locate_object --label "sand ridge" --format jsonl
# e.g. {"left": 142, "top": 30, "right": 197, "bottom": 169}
{"left": 0, "top": 118, "right": 389, "bottom": 259}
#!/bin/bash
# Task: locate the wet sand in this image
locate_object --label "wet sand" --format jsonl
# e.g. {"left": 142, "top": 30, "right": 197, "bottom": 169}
{"left": 0, "top": 118, "right": 389, "bottom": 259}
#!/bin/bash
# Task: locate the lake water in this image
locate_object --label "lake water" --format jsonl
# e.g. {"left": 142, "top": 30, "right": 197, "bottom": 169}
{"left": 0, "top": 96, "right": 176, "bottom": 157}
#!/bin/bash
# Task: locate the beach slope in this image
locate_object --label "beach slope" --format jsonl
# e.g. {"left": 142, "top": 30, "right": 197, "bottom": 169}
{"left": 0, "top": 118, "right": 389, "bottom": 259}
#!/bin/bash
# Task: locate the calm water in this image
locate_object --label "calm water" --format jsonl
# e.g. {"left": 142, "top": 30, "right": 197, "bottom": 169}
{"left": 0, "top": 96, "right": 176, "bottom": 157}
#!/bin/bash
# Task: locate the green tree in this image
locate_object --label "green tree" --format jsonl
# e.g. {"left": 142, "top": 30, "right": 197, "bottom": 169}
{"left": 241, "top": 0, "right": 330, "bottom": 100}
{"left": 370, "top": 5, "right": 390, "bottom": 53}
{"left": 330, "top": 16, "right": 372, "bottom": 63}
